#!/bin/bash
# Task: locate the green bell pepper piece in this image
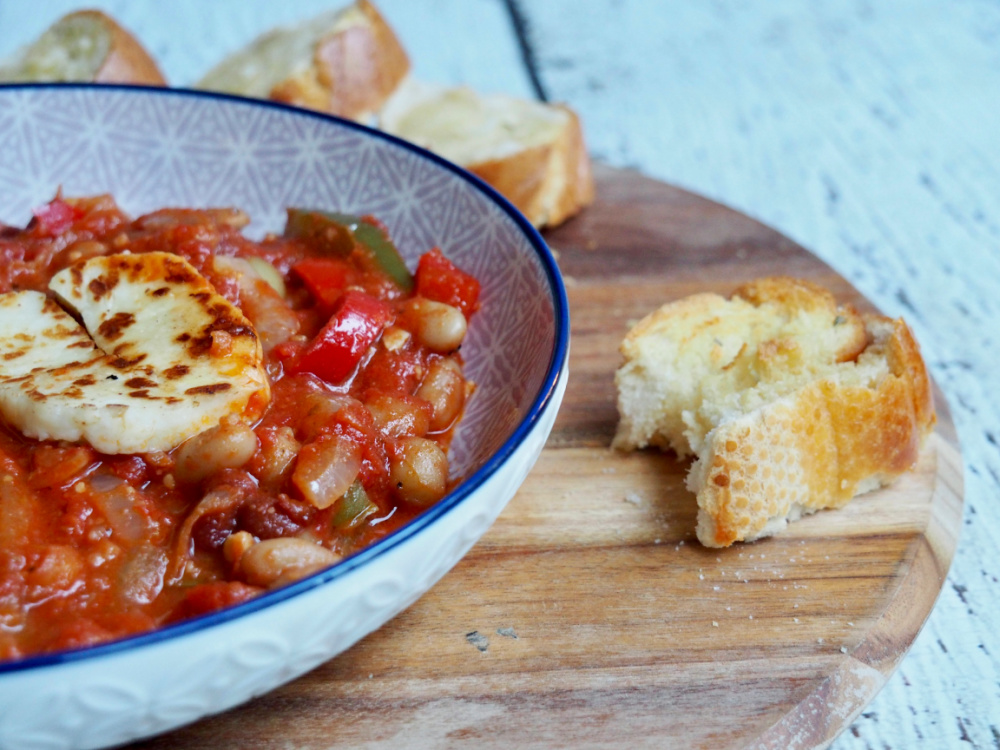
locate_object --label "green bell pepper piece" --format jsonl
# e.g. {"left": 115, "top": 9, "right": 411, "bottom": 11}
{"left": 331, "top": 480, "right": 379, "bottom": 530}
{"left": 285, "top": 208, "right": 414, "bottom": 292}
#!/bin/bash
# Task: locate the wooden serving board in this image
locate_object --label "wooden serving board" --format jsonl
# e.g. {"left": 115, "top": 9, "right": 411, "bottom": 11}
{"left": 137, "top": 166, "right": 963, "bottom": 750}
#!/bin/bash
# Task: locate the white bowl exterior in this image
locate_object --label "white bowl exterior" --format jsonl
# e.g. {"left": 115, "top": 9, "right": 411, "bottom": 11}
{"left": 0, "top": 86, "right": 568, "bottom": 749}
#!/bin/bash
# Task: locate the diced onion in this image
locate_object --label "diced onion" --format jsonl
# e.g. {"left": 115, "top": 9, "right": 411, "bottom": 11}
{"left": 88, "top": 474, "right": 150, "bottom": 544}
{"left": 292, "top": 435, "right": 362, "bottom": 509}
{"left": 214, "top": 255, "right": 299, "bottom": 351}
{"left": 117, "top": 545, "right": 168, "bottom": 605}
{"left": 0, "top": 467, "right": 36, "bottom": 546}
{"left": 170, "top": 487, "right": 246, "bottom": 581}
{"left": 247, "top": 256, "right": 287, "bottom": 298}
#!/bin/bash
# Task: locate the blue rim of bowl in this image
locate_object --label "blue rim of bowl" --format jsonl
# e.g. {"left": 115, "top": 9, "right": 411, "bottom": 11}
{"left": 0, "top": 83, "right": 570, "bottom": 673}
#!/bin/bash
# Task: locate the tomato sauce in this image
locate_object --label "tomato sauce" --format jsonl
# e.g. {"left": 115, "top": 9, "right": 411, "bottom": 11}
{"left": 0, "top": 195, "right": 480, "bottom": 661}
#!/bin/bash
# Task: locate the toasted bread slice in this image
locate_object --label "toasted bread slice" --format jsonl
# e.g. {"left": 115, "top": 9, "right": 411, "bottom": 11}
{"left": 0, "top": 10, "right": 165, "bottom": 85}
{"left": 379, "top": 79, "right": 595, "bottom": 228}
{"left": 613, "top": 276, "right": 935, "bottom": 547}
{"left": 196, "top": 0, "right": 409, "bottom": 122}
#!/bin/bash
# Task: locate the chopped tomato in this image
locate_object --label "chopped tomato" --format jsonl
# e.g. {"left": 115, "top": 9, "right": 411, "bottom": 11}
{"left": 28, "top": 446, "right": 97, "bottom": 489}
{"left": 291, "top": 290, "right": 393, "bottom": 384}
{"left": 31, "top": 198, "right": 81, "bottom": 237}
{"left": 416, "top": 248, "right": 480, "bottom": 318}
{"left": 291, "top": 258, "right": 352, "bottom": 312}
{"left": 170, "top": 581, "right": 262, "bottom": 621}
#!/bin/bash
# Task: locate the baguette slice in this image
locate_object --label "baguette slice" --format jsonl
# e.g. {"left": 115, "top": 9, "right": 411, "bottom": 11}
{"left": 379, "top": 79, "right": 595, "bottom": 228}
{"left": 0, "top": 10, "right": 165, "bottom": 85}
{"left": 196, "top": 0, "right": 409, "bottom": 122}
{"left": 613, "top": 277, "right": 935, "bottom": 547}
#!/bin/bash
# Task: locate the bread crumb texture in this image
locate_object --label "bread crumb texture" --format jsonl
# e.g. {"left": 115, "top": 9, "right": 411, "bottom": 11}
{"left": 613, "top": 276, "right": 935, "bottom": 547}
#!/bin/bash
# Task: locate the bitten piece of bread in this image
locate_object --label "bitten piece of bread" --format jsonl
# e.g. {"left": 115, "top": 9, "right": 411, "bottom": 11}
{"left": 196, "top": 0, "right": 409, "bottom": 123}
{"left": 379, "top": 80, "right": 595, "bottom": 228}
{"left": 613, "top": 277, "right": 935, "bottom": 547}
{"left": 0, "top": 10, "right": 165, "bottom": 85}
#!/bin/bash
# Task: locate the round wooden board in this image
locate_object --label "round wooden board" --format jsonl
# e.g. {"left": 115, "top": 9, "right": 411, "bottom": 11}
{"left": 136, "top": 165, "right": 963, "bottom": 750}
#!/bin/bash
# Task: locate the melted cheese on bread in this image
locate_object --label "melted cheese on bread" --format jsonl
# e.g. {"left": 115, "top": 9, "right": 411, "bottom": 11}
{"left": 0, "top": 252, "right": 270, "bottom": 454}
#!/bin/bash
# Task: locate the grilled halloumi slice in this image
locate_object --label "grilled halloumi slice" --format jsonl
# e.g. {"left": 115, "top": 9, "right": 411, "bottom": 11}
{"left": 0, "top": 252, "right": 270, "bottom": 454}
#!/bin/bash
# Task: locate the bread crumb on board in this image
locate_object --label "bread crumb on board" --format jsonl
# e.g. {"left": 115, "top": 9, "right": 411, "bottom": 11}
{"left": 465, "top": 631, "right": 489, "bottom": 652}
{"left": 612, "top": 276, "right": 936, "bottom": 547}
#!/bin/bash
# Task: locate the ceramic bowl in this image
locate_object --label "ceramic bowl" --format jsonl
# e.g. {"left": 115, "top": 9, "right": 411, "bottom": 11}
{"left": 0, "top": 84, "right": 568, "bottom": 750}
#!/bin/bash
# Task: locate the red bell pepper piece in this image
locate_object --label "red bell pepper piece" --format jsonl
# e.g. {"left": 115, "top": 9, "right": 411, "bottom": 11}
{"left": 291, "top": 290, "right": 393, "bottom": 384}
{"left": 291, "top": 258, "right": 352, "bottom": 312}
{"left": 415, "top": 248, "right": 480, "bottom": 318}
{"left": 32, "top": 198, "right": 81, "bottom": 237}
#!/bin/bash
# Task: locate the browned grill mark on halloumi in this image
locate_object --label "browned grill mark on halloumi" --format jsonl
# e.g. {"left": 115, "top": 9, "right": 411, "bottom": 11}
{"left": 42, "top": 326, "right": 85, "bottom": 340}
{"left": 187, "top": 335, "right": 213, "bottom": 357}
{"left": 163, "top": 364, "right": 190, "bottom": 379}
{"left": 150, "top": 286, "right": 170, "bottom": 297}
{"left": 109, "top": 354, "right": 147, "bottom": 369}
{"left": 73, "top": 375, "right": 97, "bottom": 386}
{"left": 165, "top": 264, "right": 198, "bottom": 285}
{"left": 124, "top": 377, "right": 157, "bottom": 389}
{"left": 97, "top": 312, "right": 136, "bottom": 341}
{"left": 88, "top": 273, "right": 117, "bottom": 300}
{"left": 185, "top": 383, "right": 232, "bottom": 395}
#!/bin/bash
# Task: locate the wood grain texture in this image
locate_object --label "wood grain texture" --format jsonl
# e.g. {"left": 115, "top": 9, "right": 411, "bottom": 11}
{"left": 130, "top": 167, "right": 962, "bottom": 750}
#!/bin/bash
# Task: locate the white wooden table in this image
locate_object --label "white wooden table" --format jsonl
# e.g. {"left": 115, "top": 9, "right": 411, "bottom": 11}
{"left": 2, "top": 2, "right": 998, "bottom": 747}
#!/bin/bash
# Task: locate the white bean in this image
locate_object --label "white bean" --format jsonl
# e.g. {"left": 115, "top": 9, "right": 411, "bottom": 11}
{"left": 174, "top": 419, "right": 259, "bottom": 483}
{"left": 411, "top": 299, "right": 466, "bottom": 353}
{"left": 253, "top": 426, "right": 301, "bottom": 486}
{"left": 297, "top": 390, "right": 354, "bottom": 442}
{"left": 390, "top": 437, "right": 448, "bottom": 507}
{"left": 416, "top": 357, "right": 466, "bottom": 432}
{"left": 239, "top": 537, "right": 339, "bottom": 588}
{"left": 366, "top": 393, "right": 431, "bottom": 438}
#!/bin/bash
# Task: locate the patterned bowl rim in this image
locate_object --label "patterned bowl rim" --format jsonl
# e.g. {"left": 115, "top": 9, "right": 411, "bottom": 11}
{"left": 0, "top": 83, "right": 570, "bottom": 674}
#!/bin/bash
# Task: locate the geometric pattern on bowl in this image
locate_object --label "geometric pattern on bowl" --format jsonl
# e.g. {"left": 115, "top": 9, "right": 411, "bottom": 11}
{"left": 0, "top": 84, "right": 557, "bottom": 478}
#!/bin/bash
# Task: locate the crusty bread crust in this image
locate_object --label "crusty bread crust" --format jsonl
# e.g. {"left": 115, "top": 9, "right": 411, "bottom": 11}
{"left": 471, "top": 105, "right": 594, "bottom": 228}
{"left": 614, "top": 276, "right": 936, "bottom": 547}
{"left": 85, "top": 11, "right": 166, "bottom": 85}
{"left": 0, "top": 10, "right": 165, "bottom": 85}
{"left": 197, "top": 0, "right": 408, "bottom": 122}
{"left": 270, "top": 1, "right": 408, "bottom": 118}
{"left": 380, "top": 83, "right": 595, "bottom": 228}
